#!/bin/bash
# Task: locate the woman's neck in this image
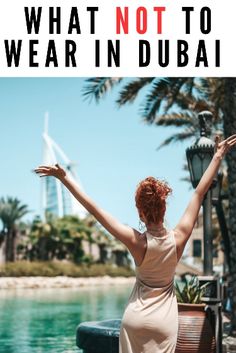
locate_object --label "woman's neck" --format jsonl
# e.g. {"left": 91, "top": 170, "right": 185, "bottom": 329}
{"left": 146, "top": 223, "right": 165, "bottom": 232}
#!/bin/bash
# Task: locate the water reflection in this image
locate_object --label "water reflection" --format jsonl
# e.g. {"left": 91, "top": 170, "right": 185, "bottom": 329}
{"left": 0, "top": 284, "right": 133, "bottom": 353}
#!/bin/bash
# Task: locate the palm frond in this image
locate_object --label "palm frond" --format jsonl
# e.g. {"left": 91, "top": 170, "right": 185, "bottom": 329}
{"left": 116, "top": 78, "right": 154, "bottom": 106}
{"left": 207, "top": 78, "right": 225, "bottom": 119}
{"left": 83, "top": 77, "right": 122, "bottom": 103}
{"left": 154, "top": 112, "right": 194, "bottom": 127}
{"left": 184, "top": 78, "right": 196, "bottom": 97}
{"left": 164, "top": 78, "right": 211, "bottom": 114}
{"left": 157, "top": 128, "right": 195, "bottom": 150}
{"left": 0, "top": 197, "right": 29, "bottom": 229}
{"left": 196, "top": 78, "right": 210, "bottom": 97}
{"left": 140, "top": 78, "right": 171, "bottom": 123}
{"left": 163, "top": 78, "right": 190, "bottom": 113}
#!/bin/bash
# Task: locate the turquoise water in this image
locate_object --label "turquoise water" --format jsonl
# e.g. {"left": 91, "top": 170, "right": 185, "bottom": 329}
{"left": 0, "top": 285, "right": 132, "bottom": 353}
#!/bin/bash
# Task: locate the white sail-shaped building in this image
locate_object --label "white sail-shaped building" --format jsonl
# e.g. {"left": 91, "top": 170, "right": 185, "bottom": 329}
{"left": 41, "top": 113, "right": 87, "bottom": 220}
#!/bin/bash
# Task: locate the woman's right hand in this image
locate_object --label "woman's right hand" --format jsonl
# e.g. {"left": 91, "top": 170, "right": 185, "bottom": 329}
{"left": 214, "top": 134, "right": 236, "bottom": 159}
{"left": 34, "top": 164, "right": 67, "bottom": 180}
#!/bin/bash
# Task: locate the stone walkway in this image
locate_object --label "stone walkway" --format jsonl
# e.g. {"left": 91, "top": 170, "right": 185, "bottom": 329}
{"left": 0, "top": 276, "right": 136, "bottom": 289}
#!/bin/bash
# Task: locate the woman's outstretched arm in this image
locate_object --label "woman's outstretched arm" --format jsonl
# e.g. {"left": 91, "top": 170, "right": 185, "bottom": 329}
{"left": 34, "top": 164, "right": 138, "bottom": 249}
{"left": 174, "top": 134, "right": 236, "bottom": 260}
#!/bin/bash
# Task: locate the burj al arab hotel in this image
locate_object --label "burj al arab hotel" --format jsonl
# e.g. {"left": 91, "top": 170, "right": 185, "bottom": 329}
{"left": 41, "top": 114, "right": 87, "bottom": 220}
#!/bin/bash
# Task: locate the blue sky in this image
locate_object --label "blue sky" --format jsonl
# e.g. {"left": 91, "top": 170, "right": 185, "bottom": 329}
{"left": 0, "top": 78, "right": 194, "bottom": 229}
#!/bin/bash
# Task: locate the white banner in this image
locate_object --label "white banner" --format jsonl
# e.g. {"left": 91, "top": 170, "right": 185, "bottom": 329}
{"left": 0, "top": 0, "right": 235, "bottom": 76}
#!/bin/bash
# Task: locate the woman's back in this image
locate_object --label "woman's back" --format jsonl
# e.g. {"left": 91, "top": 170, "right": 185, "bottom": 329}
{"left": 120, "top": 226, "right": 178, "bottom": 353}
{"left": 136, "top": 227, "right": 178, "bottom": 288}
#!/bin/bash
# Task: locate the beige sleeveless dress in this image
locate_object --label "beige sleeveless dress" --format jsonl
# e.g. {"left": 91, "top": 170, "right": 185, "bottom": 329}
{"left": 119, "top": 228, "right": 178, "bottom": 353}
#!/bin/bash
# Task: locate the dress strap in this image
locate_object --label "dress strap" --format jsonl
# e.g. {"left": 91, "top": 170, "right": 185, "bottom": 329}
{"left": 135, "top": 232, "right": 149, "bottom": 268}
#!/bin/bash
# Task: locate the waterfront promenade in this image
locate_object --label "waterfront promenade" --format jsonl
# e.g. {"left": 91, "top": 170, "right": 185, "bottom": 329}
{"left": 0, "top": 275, "right": 136, "bottom": 289}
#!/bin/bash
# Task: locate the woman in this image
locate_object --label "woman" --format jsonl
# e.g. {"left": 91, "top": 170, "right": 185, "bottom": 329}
{"left": 35, "top": 134, "right": 236, "bottom": 353}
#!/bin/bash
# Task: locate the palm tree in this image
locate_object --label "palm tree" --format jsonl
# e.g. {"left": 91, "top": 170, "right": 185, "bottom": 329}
{"left": 29, "top": 215, "right": 90, "bottom": 263}
{"left": 83, "top": 77, "right": 218, "bottom": 147}
{"left": 55, "top": 215, "right": 91, "bottom": 263}
{"left": 0, "top": 197, "right": 29, "bottom": 262}
{"left": 83, "top": 76, "right": 236, "bottom": 333}
{"left": 29, "top": 215, "right": 57, "bottom": 261}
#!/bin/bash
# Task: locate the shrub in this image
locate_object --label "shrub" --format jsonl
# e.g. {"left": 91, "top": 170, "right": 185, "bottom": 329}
{"left": 0, "top": 261, "right": 135, "bottom": 277}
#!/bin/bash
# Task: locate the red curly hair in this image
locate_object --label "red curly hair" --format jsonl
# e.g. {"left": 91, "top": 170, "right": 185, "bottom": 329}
{"left": 135, "top": 177, "right": 172, "bottom": 224}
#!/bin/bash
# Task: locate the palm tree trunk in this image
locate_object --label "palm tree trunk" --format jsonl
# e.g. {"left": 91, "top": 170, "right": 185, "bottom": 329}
{"left": 222, "top": 78, "right": 236, "bottom": 333}
{"left": 5, "top": 228, "right": 15, "bottom": 262}
{"left": 0, "top": 232, "right": 6, "bottom": 263}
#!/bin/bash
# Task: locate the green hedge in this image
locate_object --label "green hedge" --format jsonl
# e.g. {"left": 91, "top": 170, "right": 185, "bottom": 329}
{"left": 0, "top": 261, "right": 135, "bottom": 277}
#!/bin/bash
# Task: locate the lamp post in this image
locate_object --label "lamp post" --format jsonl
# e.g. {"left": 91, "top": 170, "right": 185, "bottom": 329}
{"left": 186, "top": 111, "right": 216, "bottom": 275}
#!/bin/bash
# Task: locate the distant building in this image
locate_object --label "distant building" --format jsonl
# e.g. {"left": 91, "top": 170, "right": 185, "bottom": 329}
{"left": 41, "top": 113, "right": 87, "bottom": 220}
